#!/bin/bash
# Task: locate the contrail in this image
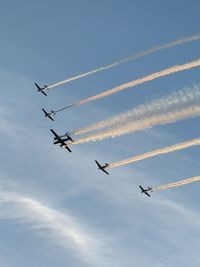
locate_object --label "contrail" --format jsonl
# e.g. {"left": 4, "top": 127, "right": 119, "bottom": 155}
{"left": 46, "top": 33, "right": 200, "bottom": 90}
{"left": 152, "top": 176, "right": 200, "bottom": 191}
{"left": 73, "top": 105, "right": 200, "bottom": 145}
{"left": 73, "top": 85, "right": 200, "bottom": 135}
{"left": 71, "top": 86, "right": 200, "bottom": 144}
{"left": 54, "top": 58, "right": 200, "bottom": 113}
{"left": 108, "top": 137, "right": 200, "bottom": 169}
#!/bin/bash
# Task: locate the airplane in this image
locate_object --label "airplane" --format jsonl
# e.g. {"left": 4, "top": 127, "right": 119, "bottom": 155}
{"left": 139, "top": 185, "right": 152, "bottom": 197}
{"left": 50, "top": 129, "right": 72, "bottom": 152}
{"left": 42, "top": 108, "right": 56, "bottom": 121}
{"left": 95, "top": 160, "right": 109, "bottom": 175}
{"left": 54, "top": 131, "right": 73, "bottom": 143}
{"left": 35, "top": 83, "right": 48, "bottom": 96}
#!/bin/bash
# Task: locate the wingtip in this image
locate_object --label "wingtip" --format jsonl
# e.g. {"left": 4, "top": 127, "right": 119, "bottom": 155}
{"left": 35, "top": 83, "right": 41, "bottom": 91}
{"left": 41, "top": 91, "right": 47, "bottom": 96}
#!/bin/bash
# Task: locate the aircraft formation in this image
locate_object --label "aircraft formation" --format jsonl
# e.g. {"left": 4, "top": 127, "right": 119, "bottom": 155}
{"left": 36, "top": 33, "right": 200, "bottom": 198}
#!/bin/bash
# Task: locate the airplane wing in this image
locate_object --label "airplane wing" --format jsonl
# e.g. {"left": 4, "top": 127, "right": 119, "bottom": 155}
{"left": 35, "top": 83, "right": 41, "bottom": 91}
{"left": 139, "top": 185, "right": 143, "bottom": 191}
{"left": 50, "top": 129, "right": 59, "bottom": 139}
{"left": 95, "top": 160, "right": 101, "bottom": 168}
{"left": 65, "top": 145, "right": 72, "bottom": 153}
{"left": 49, "top": 116, "right": 54, "bottom": 121}
{"left": 41, "top": 91, "right": 47, "bottom": 96}
{"left": 144, "top": 191, "right": 151, "bottom": 197}
{"left": 42, "top": 108, "right": 48, "bottom": 116}
{"left": 102, "top": 168, "right": 109, "bottom": 175}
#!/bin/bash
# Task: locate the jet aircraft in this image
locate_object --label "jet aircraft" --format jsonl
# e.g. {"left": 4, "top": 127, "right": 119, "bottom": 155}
{"left": 139, "top": 185, "right": 152, "bottom": 197}
{"left": 50, "top": 129, "right": 72, "bottom": 152}
{"left": 95, "top": 160, "right": 109, "bottom": 175}
{"left": 42, "top": 108, "right": 56, "bottom": 121}
{"left": 35, "top": 83, "right": 48, "bottom": 96}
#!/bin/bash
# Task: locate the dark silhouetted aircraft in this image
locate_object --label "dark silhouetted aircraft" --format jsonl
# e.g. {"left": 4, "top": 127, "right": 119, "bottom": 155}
{"left": 42, "top": 109, "right": 56, "bottom": 121}
{"left": 55, "top": 132, "right": 73, "bottom": 143}
{"left": 50, "top": 129, "right": 72, "bottom": 152}
{"left": 95, "top": 160, "right": 109, "bottom": 175}
{"left": 54, "top": 133, "right": 73, "bottom": 144}
{"left": 35, "top": 83, "right": 48, "bottom": 96}
{"left": 139, "top": 185, "right": 152, "bottom": 197}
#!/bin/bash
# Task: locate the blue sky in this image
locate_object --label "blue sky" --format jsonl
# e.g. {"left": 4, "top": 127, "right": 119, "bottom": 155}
{"left": 0, "top": 1, "right": 200, "bottom": 266}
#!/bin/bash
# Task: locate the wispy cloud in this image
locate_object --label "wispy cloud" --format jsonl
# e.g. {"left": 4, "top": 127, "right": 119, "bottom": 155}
{"left": 0, "top": 185, "right": 108, "bottom": 267}
{"left": 0, "top": 106, "right": 18, "bottom": 136}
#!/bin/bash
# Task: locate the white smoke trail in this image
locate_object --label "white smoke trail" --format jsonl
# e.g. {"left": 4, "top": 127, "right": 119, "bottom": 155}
{"left": 73, "top": 86, "right": 200, "bottom": 144}
{"left": 73, "top": 85, "right": 200, "bottom": 135}
{"left": 109, "top": 137, "right": 200, "bottom": 168}
{"left": 73, "top": 105, "right": 200, "bottom": 144}
{"left": 46, "top": 33, "right": 200, "bottom": 90}
{"left": 55, "top": 58, "right": 200, "bottom": 113}
{"left": 153, "top": 176, "right": 200, "bottom": 191}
